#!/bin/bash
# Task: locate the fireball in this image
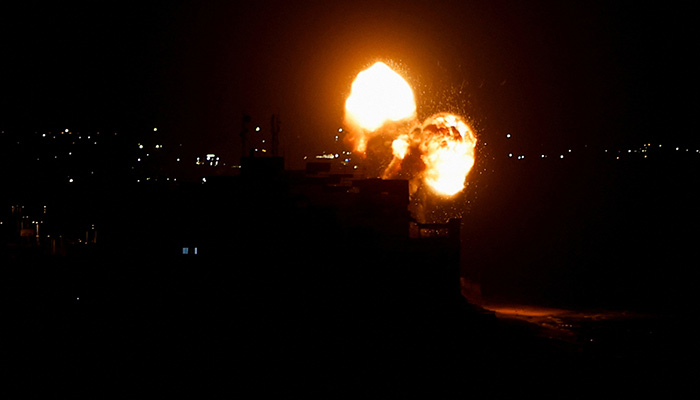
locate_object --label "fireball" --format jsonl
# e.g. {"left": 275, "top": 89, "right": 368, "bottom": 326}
{"left": 344, "top": 62, "right": 416, "bottom": 152}
{"left": 343, "top": 62, "right": 477, "bottom": 198}
{"left": 391, "top": 134, "right": 410, "bottom": 160}
{"left": 419, "top": 113, "right": 477, "bottom": 196}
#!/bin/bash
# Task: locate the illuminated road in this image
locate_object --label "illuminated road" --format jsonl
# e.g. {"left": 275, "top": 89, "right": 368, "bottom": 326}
{"left": 483, "top": 303, "right": 690, "bottom": 361}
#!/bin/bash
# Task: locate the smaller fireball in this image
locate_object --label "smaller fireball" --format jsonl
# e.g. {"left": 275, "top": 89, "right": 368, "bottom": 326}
{"left": 420, "top": 113, "right": 477, "bottom": 196}
{"left": 391, "top": 134, "right": 410, "bottom": 160}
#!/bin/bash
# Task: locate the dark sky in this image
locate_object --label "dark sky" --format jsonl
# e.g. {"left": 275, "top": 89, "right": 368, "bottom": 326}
{"left": 2, "top": 1, "right": 696, "bottom": 164}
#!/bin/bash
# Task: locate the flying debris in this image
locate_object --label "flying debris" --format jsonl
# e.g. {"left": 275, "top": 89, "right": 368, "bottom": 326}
{"left": 344, "top": 62, "right": 477, "bottom": 200}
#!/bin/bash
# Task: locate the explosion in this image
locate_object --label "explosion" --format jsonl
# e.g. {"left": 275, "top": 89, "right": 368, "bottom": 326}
{"left": 344, "top": 62, "right": 477, "bottom": 200}
{"left": 345, "top": 62, "right": 417, "bottom": 133}
{"left": 419, "top": 113, "right": 476, "bottom": 196}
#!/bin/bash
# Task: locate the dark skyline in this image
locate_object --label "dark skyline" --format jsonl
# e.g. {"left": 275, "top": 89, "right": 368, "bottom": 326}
{"left": 3, "top": 3, "right": 698, "bottom": 392}
{"left": 3, "top": 1, "right": 696, "bottom": 165}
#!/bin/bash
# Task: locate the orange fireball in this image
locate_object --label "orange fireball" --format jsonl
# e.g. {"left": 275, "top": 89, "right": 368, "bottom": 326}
{"left": 343, "top": 62, "right": 477, "bottom": 198}
{"left": 344, "top": 62, "right": 416, "bottom": 153}
{"left": 420, "top": 113, "right": 477, "bottom": 196}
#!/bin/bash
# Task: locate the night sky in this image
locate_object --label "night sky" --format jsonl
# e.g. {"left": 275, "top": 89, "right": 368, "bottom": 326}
{"left": 4, "top": 3, "right": 700, "bottom": 391}
{"left": 3, "top": 1, "right": 696, "bottom": 164}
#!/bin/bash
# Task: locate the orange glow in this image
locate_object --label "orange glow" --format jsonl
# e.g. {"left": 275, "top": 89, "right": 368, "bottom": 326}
{"left": 344, "top": 62, "right": 416, "bottom": 153}
{"left": 342, "top": 62, "right": 477, "bottom": 198}
{"left": 420, "top": 113, "right": 477, "bottom": 196}
{"left": 391, "top": 134, "right": 410, "bottom": 160}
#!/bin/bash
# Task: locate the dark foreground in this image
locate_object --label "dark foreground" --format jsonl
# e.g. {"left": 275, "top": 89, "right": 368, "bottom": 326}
{"left": 3, "top": 255, "right": 694, "bottom": 397}
{"left": 3, "top": 154, "right": 698, "bottom": 396}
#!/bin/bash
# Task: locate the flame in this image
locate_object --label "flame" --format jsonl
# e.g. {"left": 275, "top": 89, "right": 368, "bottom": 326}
{"left": 420, "top": 113, "right": 477, "bottom": 196}
{"left": 343, "top": 62, "right": 477, "bottom": 198}
{"left": 344, "top": 62, "right": 416, "bottom": 152}
{"left": 391, "top": 134, "right": 410, "bottom": 160}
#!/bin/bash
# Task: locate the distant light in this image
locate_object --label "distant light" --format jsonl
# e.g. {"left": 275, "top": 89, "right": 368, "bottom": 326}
{"left": 541, "top": 154, "right": 545, "bottom": 158}
{"left": 153, "top": 127, "right": 158, "bottom": 132}
{"left": 202, "top": 177, "right": 207, "bottom": 183}
{"left": 65, "top": 129, "right": 69, "bottom": 132}
{"left": 42, "top": 133, "right": 46, "bottom": 137}
{"left": 255, "top": 126, "right": 261, "bottom": 132}
{"left": 138, "top": 144, "right": 144, "bottom": 149}
{"left": 68, "top": 178, "right": 74, "bottom": 183}
{"left": 137, "top": 158, "right": 141, "bottom": 162}
{"left": 508, "top": 153, "right": 513, "bottom": 158}
{"left": 338, "top": 128, "right": 343, "bottom": 132}
{"left": 560, "top": 155, "right": 564, "bottom": 159}
{"left": 676, "top": 147, "right": 679, "bottom": 151}
{"left": 176, "top": 158, "right": 180, "bottom": 162}
{"left": 506, "top": 133, "right": 511, "bottom": 138}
